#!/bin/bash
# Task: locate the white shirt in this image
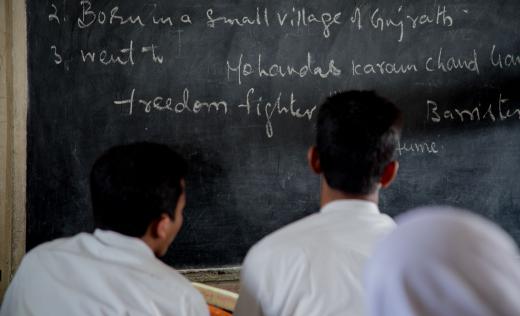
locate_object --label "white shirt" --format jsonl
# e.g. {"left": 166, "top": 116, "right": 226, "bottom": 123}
{"left": 234, "top": 200, "right": 395, "bottom": 316}
{"left": 365, "top": 207, "right": 520, "bottom": 316}
{"left": 0, "top": 229, "right": 209, "bottom": 316}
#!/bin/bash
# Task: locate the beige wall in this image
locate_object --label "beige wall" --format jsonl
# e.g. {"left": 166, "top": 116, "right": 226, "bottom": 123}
{"left": 0, "top": 0, "right": 27, "bottom": 300}
{"left": 0, "top": 0, "right": 9, "bottom": 299}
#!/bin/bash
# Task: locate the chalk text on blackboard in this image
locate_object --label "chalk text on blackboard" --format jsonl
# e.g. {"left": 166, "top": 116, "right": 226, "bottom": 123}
{"left": 141, "top": 45, "right": 164, "bottom": 64}
{"left": 275, "top": 8, "right": 342, "bottom": 38}
{"left": 49, "top": 3, "right": 60, "bottom": 24}
{"left": 153, "top": 14, "right": 192, "bottom": 26}
{"left": 227, "top": 53, "right": 341, "bottom": 85}
{"left": 352, "top": 59, "right": 418, "bottom": 76}
{"left": 114, "top": 88, "right": 228, "bottom": 115}
{"left": 50, "top": 45, "right": 63, "bottom": 65}
{"left": 426, "top": 48, "right": 479, "bottom": 74}
{"left": 238, "top": 88, "right": 317, "bottom": 138}
{"left": 80, "top": 41, "right": 135, "bottom": 66}
{"left": 206, "top": 8, "right": 269, "bottom": 28}
{"left": 397, "top": 141, "right": 439, "bottom": 155}
{"left": 352, "top": 5, "right": 455, "bottom": 42}
{"left": 426, "top": 95, "right": 520, "bottom": 123}
{"left": 207, "top": 7, "right": 342, "bottom": 38}
{"left": 80, "top": 41, "right": 166, "bottom": 65}
{"left": 371, "top": 5, "right": 453, "bottom": 42}
{"left": 490, "top": 45, "right": 520, "bottom": 69}
{"left": 78, "top": 0, "right": 145, "bottom": 29}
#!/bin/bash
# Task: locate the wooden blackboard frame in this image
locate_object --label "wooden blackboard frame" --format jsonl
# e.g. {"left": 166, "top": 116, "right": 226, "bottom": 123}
{"left": 0, "top": 0, "right": 28, "bottom": 299}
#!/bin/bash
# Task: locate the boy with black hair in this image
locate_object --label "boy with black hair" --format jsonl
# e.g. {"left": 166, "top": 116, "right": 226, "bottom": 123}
{"left": 1, "top": 142, "right": 208, "bottom": 316}
{"left": 235, "top": 91, "right": 403, "bottom": 316}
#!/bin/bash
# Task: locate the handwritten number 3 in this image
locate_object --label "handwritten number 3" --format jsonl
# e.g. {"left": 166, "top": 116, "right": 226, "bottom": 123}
{"left": 51, "top": 45, "right": 62, "bottom": 64}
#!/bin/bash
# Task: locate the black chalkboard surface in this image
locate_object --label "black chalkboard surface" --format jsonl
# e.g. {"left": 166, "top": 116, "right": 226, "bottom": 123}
{"left": 27, "top": 0, "right": 520, "bottom": 268}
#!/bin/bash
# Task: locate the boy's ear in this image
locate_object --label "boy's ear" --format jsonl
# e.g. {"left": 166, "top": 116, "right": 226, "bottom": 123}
{"left": 380, "top": 161, "right": 399, "bottom": 189}
{"left": 307, "top": 146, "right": 322, "bottom": 174}
{"left": 156, "top": 214, "right": 172, "bottom": 239}
{"left": 149, "top": 214, "right": 171, "bottom": 239}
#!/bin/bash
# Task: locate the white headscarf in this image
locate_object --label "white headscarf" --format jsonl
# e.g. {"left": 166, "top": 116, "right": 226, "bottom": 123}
{"left": 365, "top": 207, "right": 520, "bottom": 316}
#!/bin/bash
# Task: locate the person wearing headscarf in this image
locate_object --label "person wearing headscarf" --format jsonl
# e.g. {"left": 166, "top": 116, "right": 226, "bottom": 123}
{"left": 365, "top": 206, "right": 520, "bottom": 316}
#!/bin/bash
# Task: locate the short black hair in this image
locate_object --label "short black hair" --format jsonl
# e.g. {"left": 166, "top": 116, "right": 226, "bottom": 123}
{"left": 316, "top": 91, "right": 402, "bottom": 195}
{"left": 90, "top": 142, "right": 187, "bottom": 237}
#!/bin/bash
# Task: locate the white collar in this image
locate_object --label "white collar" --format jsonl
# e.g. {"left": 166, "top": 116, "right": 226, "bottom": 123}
{"left": 320, "top": 199, "right": 380, "bottom": 215}
{"left": 93, "top": 229, "right": 154, "bottom": 258}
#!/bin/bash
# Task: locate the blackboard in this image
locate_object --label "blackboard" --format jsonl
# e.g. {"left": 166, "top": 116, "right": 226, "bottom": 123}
{"left": 27, "top": 0, "right": 520, "bottom": 269}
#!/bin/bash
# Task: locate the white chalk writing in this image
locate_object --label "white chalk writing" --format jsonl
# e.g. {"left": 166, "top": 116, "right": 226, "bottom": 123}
{"left": 49, "top": 3, "right": 60, "bottom": 24}
{"left": 352, "top": 5, "right": 455, "bottom": 42}
{"left": 427, "top": 95, "right": 520, "bottom": 124}
{"left": 50, "top": 45, "right": 63, "bottom": 64}
{"left": 43, "top": 3, "right": 520, "bottom": 143}
{"left": 425, "top": 47, "right": 479, "bottom": 74}
{"left": 227, "top": 52, "right": 341, "bottom": 85}
{"left": 141, "top": 44, "right": 164, "bottom": 64}
{"left": 207, "top": 7, "right": 269, "bottom": 28}
{"left": 207, "top": 7, "right": 342, "bottom": 38}
{"left": 237, "top": 88, "right": 316, "bottom": 138}
{"left": 77, "top": 0, "right": 146, "bottom": 29}
{"left": 397, "top": 141, "right": 439, "bottom": 155}
{"left": 114, "top": 88, "right": 228, "bottom": 116}
{"left": 490, "top": 45, "right": 520, "bottom": 69}
{"left": 352, "top": 59, "right": 418, "bottom": 76}
{"left": 81, "top": 41, "right": 135, "bottom": 66}
{"left": 152, "top": 14, "right": 192, "bottom": 27}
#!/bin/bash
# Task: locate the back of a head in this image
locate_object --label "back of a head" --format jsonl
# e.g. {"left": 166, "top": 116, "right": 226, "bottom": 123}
{"left": 316, "top": 91, "right": 402, "bottom": 195}
{"left": 90, "top": 142, "right": 187, "bottom": 237}
{"left": 365, "top": 207, "right": 520, "bottom": 316}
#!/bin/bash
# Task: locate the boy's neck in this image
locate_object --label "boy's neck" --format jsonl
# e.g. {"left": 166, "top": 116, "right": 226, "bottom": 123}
{"left": 320, "top": 177, "right": 379, "bottom": 207}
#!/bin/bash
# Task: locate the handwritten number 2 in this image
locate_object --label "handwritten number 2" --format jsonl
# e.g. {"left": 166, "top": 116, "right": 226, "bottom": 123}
{"left": 49, "top": 4, "right": 60, "bottom": 24}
